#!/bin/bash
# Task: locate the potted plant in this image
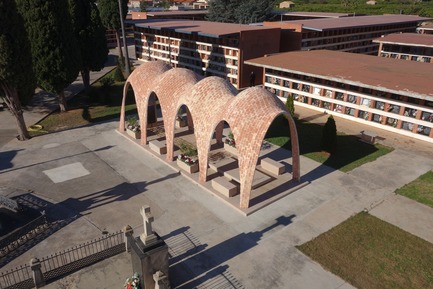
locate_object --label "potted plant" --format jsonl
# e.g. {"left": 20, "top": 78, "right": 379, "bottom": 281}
{"left": 176, "top": 143, "right": 198, "bottom": 173}
{"left": 224, "top": 131, "right": 237, "bottom": 155}
{"left": 126, "top": 115, "right": 141, "bottom": 139}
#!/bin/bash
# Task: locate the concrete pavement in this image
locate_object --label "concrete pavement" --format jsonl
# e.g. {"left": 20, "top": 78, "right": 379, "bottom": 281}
{"left": 1, "top": 56, "right": 433, "bottom": 288}
{"left": 1, "top": 112, "right": 432, "bottom": 288}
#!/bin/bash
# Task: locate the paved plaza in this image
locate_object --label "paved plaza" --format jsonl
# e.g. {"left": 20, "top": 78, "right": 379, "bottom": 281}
{"left": 1, "top": 112, "right": 433, "bottom": 288}
{"left": 1, "top": 51, "right": 433, "bottom": 288}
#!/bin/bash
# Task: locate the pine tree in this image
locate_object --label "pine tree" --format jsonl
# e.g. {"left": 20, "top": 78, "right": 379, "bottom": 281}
{"left": 0, "top": 0, "right": 36, "bottom": 140}
{"left": 321, "top": 115, "right": 338, "bottom": 154}
{"left": 207, "top": 0, "right": 276, "bottom": 23}
{"left": 236, "top": 0, "right": 276, "bottom": 23}
{"left": 207, "top": 0, "right": 239, "bottom": 23}
{"left": 16, "top": 0, "right": 81, "bottom": 112}
{"left": 69, "top": 0, "right": 109, "bottom": 91}
{"left": 98, "top": 0, "right": 128, "bottom": 64}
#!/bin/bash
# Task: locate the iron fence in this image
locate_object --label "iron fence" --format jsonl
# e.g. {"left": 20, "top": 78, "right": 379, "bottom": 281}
{"left": 0, "top": 214, "right": 48, "bottom": 258}
{"left": 0, "top": 231, "right": 125, "bottom": 289}
{"left": 0, "top": 265, "right": 33, "bottom": 289}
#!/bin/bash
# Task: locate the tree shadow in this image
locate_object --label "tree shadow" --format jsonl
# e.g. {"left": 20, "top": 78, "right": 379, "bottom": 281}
{"left": 170, "top": 215, "right": 295, "bottom": 287}
{"left": 265, "top": 116, "right": 385, "bottom": 181}
{"left": 0, "top": 149, "right": 23, "bottom": 171}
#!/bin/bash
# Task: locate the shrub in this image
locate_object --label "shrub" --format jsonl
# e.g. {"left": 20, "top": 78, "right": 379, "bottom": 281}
{"left": 321, "top": 115, "right": 337, "bottom": 154}
{"left": 179, "top": 143, "right": 198, "bottom": 157}
{"left": 285, "top": 94, "right": 295, "bottom": 118}
{"left": 99, "top": 75, "right": 114, "bottom": 87}
{"left": 113, "top": 66, "right": 125, "bottom": 82}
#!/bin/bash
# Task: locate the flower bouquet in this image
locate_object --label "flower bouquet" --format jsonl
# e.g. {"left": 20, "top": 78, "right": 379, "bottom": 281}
{"left": 124, "top": 273, "right": 140, "bottom": 289}
{"left": 177, "top": 154, "right": 198, "bottom": 166}
{"left": 224, "top": 131, "right": 236, "bottom": 147}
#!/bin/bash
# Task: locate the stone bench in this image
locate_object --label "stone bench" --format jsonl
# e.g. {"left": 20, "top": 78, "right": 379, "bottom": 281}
{"left": 360, "top": 130, "right": 377, "bottom": 144}
{"left": 260, "top": 158, "right": 285, "bottom": 176}
{"left": 211, "top": 177, "right": 238, "bottom": 198}
{"left": 149, "top": 140, "right": 167, "bottom": 155}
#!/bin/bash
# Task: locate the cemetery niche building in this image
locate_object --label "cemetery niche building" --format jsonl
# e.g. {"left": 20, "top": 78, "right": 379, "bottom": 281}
{"left": 246, "top": 50, "right": 433, "bottom": 143}
{"left": 119, "top": 61, "right": 301, "bottom": 210}
{"left": 132, "top": 19, "right": 281, "bottom": 89}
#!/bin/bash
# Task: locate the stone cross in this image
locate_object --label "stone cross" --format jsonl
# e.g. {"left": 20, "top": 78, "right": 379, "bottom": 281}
{"left": 140, "top": 205, "right": 157, "bottom": 246}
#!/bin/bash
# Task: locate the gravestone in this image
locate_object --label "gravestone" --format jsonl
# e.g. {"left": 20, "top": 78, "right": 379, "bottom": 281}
{"left": 128, "top": 205, "right": 170, "bottom": 289}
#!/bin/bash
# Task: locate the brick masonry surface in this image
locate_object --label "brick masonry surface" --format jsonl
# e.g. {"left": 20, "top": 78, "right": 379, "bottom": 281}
{"left": 120, "top": 61, "right": 300, "bottom": 209}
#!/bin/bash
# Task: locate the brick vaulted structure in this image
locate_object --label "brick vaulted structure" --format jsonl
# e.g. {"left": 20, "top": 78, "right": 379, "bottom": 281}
{"left": 119, "top": 61, "right": 300, "bottom": 209}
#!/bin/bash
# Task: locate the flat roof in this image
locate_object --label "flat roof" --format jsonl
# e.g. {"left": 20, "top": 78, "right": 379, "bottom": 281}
{"left": 272, "top": 11, "right": 352, "bottom": 18}
{"left": 283, "top": 14, "right": 432, "bottom": 31}
{"left": 245, "top": 50, "right": 433, "bottom": 100}
{"left": 418, "top": 22, "right": 433, "bottom": 30}
{"left": 135, "top": 19, "right": 276, "bottom": 38}
{"left": 373, "top": 33, "right": 433, "bottom": 47}
{"left": 146, "top": 10, "right": 208, "bottom": 16}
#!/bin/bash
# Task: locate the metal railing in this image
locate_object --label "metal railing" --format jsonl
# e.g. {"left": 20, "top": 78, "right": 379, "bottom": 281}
{"left": 0, "top": 231, "right": 125, "bottom": 289}
{"left": 0, "top": 265, "right": 33, "bottom": 289}
{"left": 0, "top": 214, "right": 48, "bottom": 258}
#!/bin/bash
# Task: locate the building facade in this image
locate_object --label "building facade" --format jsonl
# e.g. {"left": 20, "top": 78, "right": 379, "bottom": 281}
{"left": 246, "top": 50, "right": 433, "bottom": 143}
{"left": 133, "top": 20, "right": 280, "bottom": 89}
{"left": 264, "top": 15, "right": 431, "bottom": 54}
{"left": 374, "top": 33, "right": 433, "bottom": 64}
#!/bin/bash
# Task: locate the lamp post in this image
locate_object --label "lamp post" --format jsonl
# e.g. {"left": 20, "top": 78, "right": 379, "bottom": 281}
{"left": 118, "top": 0, "right": 131, "bottom": 77}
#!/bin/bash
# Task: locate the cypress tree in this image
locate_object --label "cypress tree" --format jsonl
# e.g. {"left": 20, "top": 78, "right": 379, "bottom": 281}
{"left": 98, "top": 0, "right": 128, "bottom": 64}
{"left": 285, "top": 94, "right": 295, "bottom": 118}
{"left": 0, "top": 0, "right": 36, "bottom": 140}
{"left": 69, "top": 0, "right": 109, "bottom": 91}
{"left": 16, "top": 0, "right": 81, "bottom": 112}
{"left": 321, "top": 115, "right": 338, "bottom": 154}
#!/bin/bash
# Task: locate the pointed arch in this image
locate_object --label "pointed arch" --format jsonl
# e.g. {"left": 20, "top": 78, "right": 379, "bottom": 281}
{"left": 121, "top": 62, "right": 301, "bottom": 210}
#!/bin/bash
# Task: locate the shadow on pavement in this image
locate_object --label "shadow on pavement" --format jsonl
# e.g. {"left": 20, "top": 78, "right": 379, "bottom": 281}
{"left": 170, "top": 215, "right": 295, "bottom": 288}
{"left": 0, "top": 149, "right": 23, "bottom": 170}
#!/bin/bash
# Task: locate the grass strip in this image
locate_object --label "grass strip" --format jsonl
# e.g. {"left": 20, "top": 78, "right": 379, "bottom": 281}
{"left": 297, "top": 212, "right": 433, "bottom": 289}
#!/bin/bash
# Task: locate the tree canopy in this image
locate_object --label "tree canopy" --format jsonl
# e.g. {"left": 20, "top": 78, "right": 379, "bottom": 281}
{"left": 0, "top": 0, "right": 35, "bottom": 106}
{"left": 69, "top": 0, "right": 108, "bottom": 89}
{"left": 16, "top": 0, "right": 81, "bottom": 111}
{"left": 0, "top": 0, "right": 36, "bottom": 140}
{"left": 208, "top": 0, "right": 277, "bottom": 23}
{"left": 98, "top": 0, "right": 128, "bottom": 30}
{"left": 98, "top": 0, "right": 128, "bottom": 70}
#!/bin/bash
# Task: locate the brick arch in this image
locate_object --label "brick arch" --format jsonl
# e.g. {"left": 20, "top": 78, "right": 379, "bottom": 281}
{"left": 187, "top": 77, "right": 237, "bottom": 183}
{"left": 119, "top": 61, "right": 171, "bottom": 144}
{"left": 154, "top": 68, "right": 202, "bottom": 161}
{"left": 120, "top": 62, "right": 300, "bottom": 210}
{"left": 225, "top": 87, "right": 300, "bottom": 209}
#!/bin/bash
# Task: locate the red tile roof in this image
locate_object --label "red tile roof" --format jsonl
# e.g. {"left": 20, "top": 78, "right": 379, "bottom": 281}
{"left": 274, "top": 11, "right": 352, "bottom": 18}
{"left": 135, "top": 19, "right": 278, "bottom": 37}
{"left": 145, "top": 10, "right": 208, "bottom": 16}
{"left": 373, "top": 33, "right": 433, "bottom": 47}
{"left": 284, "top": 14, "right": 432, "bottom": 31}
{"left": 245, "top": 50, "right": 433, "bottom": 99}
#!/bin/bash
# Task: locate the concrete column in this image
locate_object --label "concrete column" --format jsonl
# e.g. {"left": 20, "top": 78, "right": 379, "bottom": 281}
{"left": 123, "top": 225, "right": 134, "bottom": 253}
{"left": 30, "top": 258, "right": 45, "bottom": 288}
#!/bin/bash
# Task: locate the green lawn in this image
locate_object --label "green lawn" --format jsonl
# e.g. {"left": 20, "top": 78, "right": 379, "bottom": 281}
{"left": 265, "top": 116, "right": 393, "bottom": 172}
{"left": 395, "top": 170, "right": 433, "bottom": 208}
{"left": 30, "top": 69, "right": 137, "bottom": 136}
{"left": 297, "top": 212, "right": 433, "bottom": 289}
